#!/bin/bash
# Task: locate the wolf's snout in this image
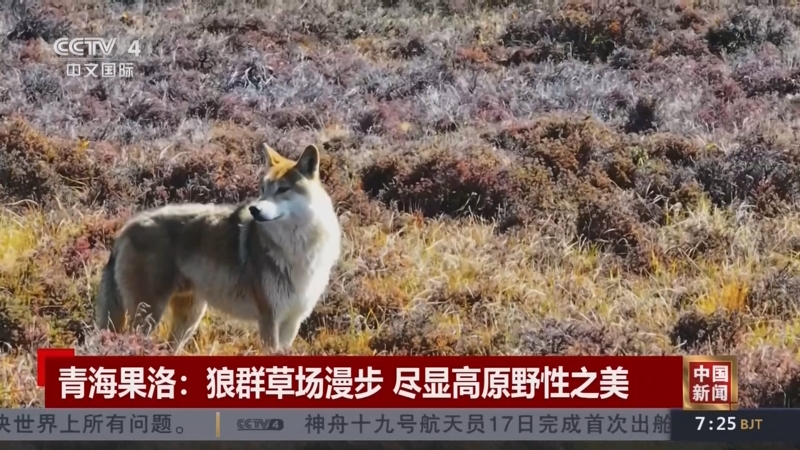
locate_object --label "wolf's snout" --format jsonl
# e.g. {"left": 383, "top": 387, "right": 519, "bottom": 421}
{"left": 249, "top": 205, "right": 270, "bottom": 222}
{"left": 249, "top": 202, "right": 282, "bottom": 222}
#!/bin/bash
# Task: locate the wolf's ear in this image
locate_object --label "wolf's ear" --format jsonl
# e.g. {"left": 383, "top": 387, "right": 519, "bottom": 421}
{"left": 296, "top": 144, "right": 320, "bottom": 178}
{"left": 263, "top": 144, "right": 283, "bottom": 168}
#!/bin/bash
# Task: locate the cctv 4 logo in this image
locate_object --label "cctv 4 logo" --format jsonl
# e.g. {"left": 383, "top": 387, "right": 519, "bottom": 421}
{"left": 53, "top": 38, "right": 141, "bottom": 58}
{"left": 237, "top": 418, "right": 284, "bottom": 431}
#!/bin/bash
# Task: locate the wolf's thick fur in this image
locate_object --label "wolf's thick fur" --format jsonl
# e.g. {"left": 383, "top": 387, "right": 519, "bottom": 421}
{"left": 94, "top": 144, "right": 341, "bottom": 354}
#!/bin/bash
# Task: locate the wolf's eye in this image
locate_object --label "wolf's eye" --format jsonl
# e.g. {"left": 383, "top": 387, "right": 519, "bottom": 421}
{"left": 276, "top": 186, "right": 290, "bottom": 195}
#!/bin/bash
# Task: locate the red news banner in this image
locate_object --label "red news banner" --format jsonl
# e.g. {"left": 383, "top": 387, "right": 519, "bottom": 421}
{"left": 41, "top": 352, "right": 685, "bottom": 409}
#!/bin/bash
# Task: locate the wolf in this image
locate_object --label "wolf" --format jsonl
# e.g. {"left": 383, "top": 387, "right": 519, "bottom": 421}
{"left": 94, "top": 143, "right": 342, "bottom": 354}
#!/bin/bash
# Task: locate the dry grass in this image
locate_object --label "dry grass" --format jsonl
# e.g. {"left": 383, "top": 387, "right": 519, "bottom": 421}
{"left": 2, "top": 0, "right": 800, "bottom": 410}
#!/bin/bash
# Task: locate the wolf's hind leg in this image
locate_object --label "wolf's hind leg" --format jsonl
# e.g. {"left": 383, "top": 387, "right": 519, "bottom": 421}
{"left": 167, "top": 293, "right": 207, "bottom": 354}
{"left": 116, "top": 253, "right": 176, "bottom": 336}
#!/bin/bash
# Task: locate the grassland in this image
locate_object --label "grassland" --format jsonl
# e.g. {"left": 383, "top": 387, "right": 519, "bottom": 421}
{"left": 1, "top": 0, "right": 800, "bottom": 410}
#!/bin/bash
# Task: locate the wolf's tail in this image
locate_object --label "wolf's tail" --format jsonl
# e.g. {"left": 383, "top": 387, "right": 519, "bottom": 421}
{"left": 95, "top": 249, "right": 125, "bottom": 332}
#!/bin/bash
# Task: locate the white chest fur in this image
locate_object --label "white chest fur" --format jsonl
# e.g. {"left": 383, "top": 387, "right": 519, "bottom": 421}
{"left": 266, "top": 214, "right": 341, "bottom": 317}
{"left": 297, "top": 235, "right": 340, "bottom": 307}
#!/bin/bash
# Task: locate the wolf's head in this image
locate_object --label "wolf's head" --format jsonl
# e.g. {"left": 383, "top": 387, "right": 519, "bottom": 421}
{"left": 248, "top": 143, "right": 335, "bottom": 226}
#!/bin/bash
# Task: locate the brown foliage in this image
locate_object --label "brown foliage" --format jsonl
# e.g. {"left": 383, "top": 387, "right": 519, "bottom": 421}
{"left": 695, "top": 135, "right": 800, "bottom": 217}
{"left": 745, "top": 267, "right": 800, "bottom": 321}
{"left": 130, "top": 152, "right": 259, "bottom": 209}
{"left": 669, "top": 310, "right": 745, "bottom": 354}
{"left": 500, "top": 4, "right": 676, "bottom": 62}
{"left": 361, "top": 150, "right": 527, "bottom": 222}
{"left": 487, "top": 117, "right": 635, "bottom": 190}
{"left": 738, "top": 346, "right": 800, "bottom": 408}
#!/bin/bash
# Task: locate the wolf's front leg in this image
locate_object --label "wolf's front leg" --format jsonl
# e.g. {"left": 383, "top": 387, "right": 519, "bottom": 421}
{"left": 258, "top": 316, "right": 281, "bottom": 354}
{"left": 249, "top": 277, "right": 282, "bottom": 354}
{"left": 278, "top": 315, "right": 304, "bottom": 351}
